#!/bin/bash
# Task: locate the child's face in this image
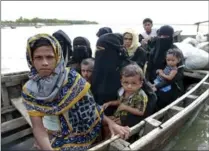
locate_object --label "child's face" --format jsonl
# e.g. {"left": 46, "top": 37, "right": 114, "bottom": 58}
{"left": 81, "top": 64, "right": 93, "bottom": 82}
{"left": 143, "top": 22, "right": 152, "bottom": 33}
{"left": 121, "top": 75, "right": 142, "bottom": 94}
{"left": 166, "top": 54, "right": 179, "bottom": 67}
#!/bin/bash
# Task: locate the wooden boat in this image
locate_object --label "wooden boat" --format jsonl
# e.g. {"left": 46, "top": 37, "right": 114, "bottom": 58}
{"left": 89, "top": 70, "right": 209, "bottom": 151}
{"left": 1, "top": 69, "right": 209, "bottom": 150}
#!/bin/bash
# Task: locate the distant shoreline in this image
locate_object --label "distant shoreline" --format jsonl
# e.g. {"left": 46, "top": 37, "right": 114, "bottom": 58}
{"left": 1, "top": 17, "right": 99, "bottom": 28}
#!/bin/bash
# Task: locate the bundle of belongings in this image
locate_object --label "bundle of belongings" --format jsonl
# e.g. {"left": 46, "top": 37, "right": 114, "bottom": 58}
{"left": 174, "top": 32, "right": 209, "bottom": 70}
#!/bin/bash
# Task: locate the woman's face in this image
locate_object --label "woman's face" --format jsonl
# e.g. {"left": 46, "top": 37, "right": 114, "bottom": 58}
{"left": 123, "top": 33, "right": 133, "bottom": 48}
{"left": 32, "top": 46, "right": 56, "bottom": 77}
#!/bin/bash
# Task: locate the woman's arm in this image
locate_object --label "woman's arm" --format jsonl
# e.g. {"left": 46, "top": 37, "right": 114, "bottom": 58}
{"left": 30, "top": 116, "right": 53, "bottom": 150}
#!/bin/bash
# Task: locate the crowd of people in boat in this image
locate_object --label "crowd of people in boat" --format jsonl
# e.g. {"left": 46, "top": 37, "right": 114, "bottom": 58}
{"left": 22, "top": 18, "right": 186, "bottom": 151}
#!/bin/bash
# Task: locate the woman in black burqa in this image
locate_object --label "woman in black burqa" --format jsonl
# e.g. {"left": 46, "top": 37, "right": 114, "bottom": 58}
{"left": 91, "top": 33, "right": 157, "bottom": 117}
{"left": 96, "top": 27, "right": 113, "bottom": 37}
{"left": 91, "top": 33, "right": 130, "bottom": 116}
{"left": 67, "top": 36, "right": 93, "bottom": 73}
{"left": 146, "top": 25, "right": 185, "bottom": 110}
{"left": 52, "top": 30, "right": 73, "bottom": 66}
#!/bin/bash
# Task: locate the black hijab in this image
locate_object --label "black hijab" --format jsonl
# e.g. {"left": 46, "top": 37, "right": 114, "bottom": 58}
{"left": 96, "top": 27, "right": 113, "bottom": 37}
{"left": 71, "top": 36, "right": 92, "bottom": 63}
{"left": 52, "top": 30, "right": 72, "bottom": 65}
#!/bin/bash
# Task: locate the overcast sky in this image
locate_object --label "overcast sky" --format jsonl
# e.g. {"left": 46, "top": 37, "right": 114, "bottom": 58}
{"left": 1, "top": 1, "right": 208, "bottom": 25}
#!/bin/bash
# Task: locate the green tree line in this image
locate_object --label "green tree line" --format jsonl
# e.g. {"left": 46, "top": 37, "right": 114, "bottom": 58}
{"left": 1, "top": 17, "right": 98, "bottom": 25}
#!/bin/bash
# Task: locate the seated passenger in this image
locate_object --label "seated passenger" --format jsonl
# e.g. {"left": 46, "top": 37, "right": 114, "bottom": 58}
{"left": 123, "top": 29, "right": 147, "bottom": 69}
{"left": 22, "top": 33, "right": 130, "bottom": 151}
{"left": 151, "top": 48, "right": 184, "bottom": 110}
{"left": 52, "top": 30, "right": 73, "bottom": 66}
{"left": 81, "top": 58, "right": 95, "bottom": 84}
{"left": 152, "top": 48, "right": 182, "bottom": 92}
{"left": 68, "top": 36, "right": 92, "bottom": 73}
{"left": 103, "top": 63, "right": 148, "bottom": 128}
{"left": 139, "top": 18, "right": 158, "bottom": 47}
{"left": 96, "top": 27, "right": 113, "bottom": 37}
{"left": 91, "top": 33, "right": 131, "bottom": 116}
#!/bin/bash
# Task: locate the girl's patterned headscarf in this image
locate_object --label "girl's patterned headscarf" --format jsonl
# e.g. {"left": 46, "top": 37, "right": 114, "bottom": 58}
{"left": 22, "top": 33, "right": 90, "bottom": 116}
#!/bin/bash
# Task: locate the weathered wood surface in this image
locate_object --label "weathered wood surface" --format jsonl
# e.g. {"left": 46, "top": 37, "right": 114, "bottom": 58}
{"left": 1, "top": 71, "right": 29, "bottom": 83}
{"left": 129, "top": 88, "right": 209, "bottom": 150}
{"left": 88, "top": 121, "right": 145, "bottom": 151}
{"left": 1, "top": 105, "right": 16, "bottom": 114}
{"left": 2, "top": 128, "right": 32, "bottom": 145}
{"left": 1, "top": 117, "right": 28, "bottom": 133}
{"left": 184, "top": 70, "right": 209, "bottom": 79}
{"left": 143, "top": 118, "right": 162, "bottom": 135}
{"left": 11, "top": 97, "right": 32, "bottom": 127}
{"left": 109, "top": 138, "right": 130, "bottom": 151}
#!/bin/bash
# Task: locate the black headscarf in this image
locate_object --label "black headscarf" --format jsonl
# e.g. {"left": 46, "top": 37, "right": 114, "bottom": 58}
{"left": 96, "top": 27, "right": 113, "bottom": 37}
{"left": 71, "top": 36, "right": 92, "bottom": 63}
{"left": 91, "top": 33, "right": 130, "bottom": 115}
{"left": 52, "top": 30, "right": 72, "bottom": 65}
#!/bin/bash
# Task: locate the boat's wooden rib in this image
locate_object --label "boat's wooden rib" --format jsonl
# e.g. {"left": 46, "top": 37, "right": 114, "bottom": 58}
{"left": 170, "top": 105, "right": 184, "bottom": 112}
{"left": 109, "top": 138, "right": 130, "bottom": 151}
{"left": 203, "top": 82, "right": 209, "bottom": 85}
{"left": 1, "top": 105, "right": 16, "bottom": 114}
{"left": 183, "top": 70, "right": 209, "bottom": 79}
{"left": 1, "top": 128, "right": 32, "bottom": 145}
{"left": 11, "top": 97, "right": 32, "bottom": 127}
{"left": 186, "top": 94, "right": 198, "bottom": 99}
{"left": 1, "top": 117, "right": 28, "bottom": 133}
{"left": 167, "top": 105, "right": 185, "bottom": 118}
{"left": 143, "top": 118, "right": 162, "bottom": 135}
{"left": 129, "top": 88, "right": 209, "bottom": 150}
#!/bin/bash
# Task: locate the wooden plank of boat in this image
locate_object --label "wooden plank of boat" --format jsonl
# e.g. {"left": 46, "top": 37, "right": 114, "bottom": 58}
{"left": 203, "top": 82, "right": 209, "bottom": 85}
{"left": 11, "top": 97, "right": 32, "bottom": 127}
{"left": 186, "top": 94, "right": 198, "bottom": 99}
{"left": 1, "top": 71, "right": 29, "bottom": 83}
{"left": 1, "top": 117, "right": 28, "bottom": 133}
{"left": 184, "top": 70, "right": 209, "bottom": 79}
{"left": 129, "top": 88, "right": 209, "bottom": 150}
{"left": 88, "top": 121, "right": 145, "bottom": 151}
{"left": 2, "top": 128, "right": 32, "bottom": 145}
